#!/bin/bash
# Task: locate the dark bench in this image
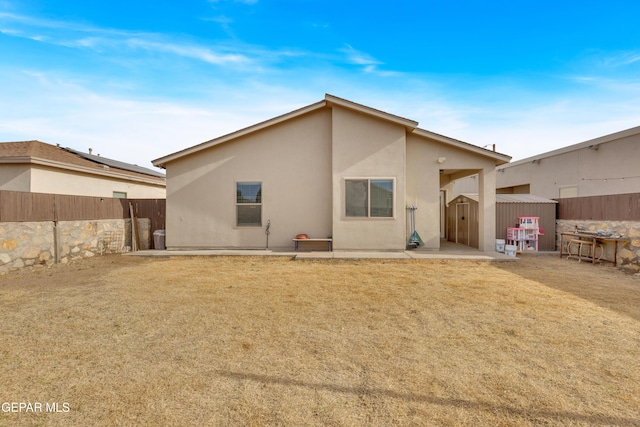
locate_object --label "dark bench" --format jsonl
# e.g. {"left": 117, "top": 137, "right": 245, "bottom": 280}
{"left": 292, "top": 238, "right": 332, "bottom": 252}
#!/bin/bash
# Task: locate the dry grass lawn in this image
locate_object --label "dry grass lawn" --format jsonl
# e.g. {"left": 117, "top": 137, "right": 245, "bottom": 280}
{"left": 1, "top": 254, "right": 639, "bottom": 426}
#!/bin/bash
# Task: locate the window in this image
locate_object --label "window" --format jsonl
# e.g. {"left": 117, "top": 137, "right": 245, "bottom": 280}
{"left": 236, "top": 182, "right": 262, "bottom": 226}
{"left": 559, "top": 186, "right": 577, "bottom": 199}
{"left": 113, "top": 191, "right": 127, "bottom": 199}
{"left": 345, "top": 179, "right": 393, "bottom": 218}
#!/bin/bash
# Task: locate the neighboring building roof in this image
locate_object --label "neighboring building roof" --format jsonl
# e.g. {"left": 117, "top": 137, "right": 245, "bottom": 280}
{"left": 458, "top": 193, "right": 558, "bottom": 204}
{"left": 62, "top": 147, "right": 166, "bottom": 178}
{"left": 0, "top": 140, "right": 165, "bottom": 185}
{"left": 495, "top": 194, "right": 558, "bottom": 204}
{"left": 153, "top": 94, "right": 511, "bottom": 168}
{"left": 499, "top": 124, "right": 640, "bottom": 169}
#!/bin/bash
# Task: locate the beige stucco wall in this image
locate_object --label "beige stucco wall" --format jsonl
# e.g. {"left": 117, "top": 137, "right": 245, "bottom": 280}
{"left": 29, "top": 165, "right": 166, "bottom": 198}
{"left": 331, "top": 106, "right": 407, "bottom": 251}
{"left": 406, "top": 136, "right": 445, "bottom": 249}
{"left": 165, "top": 108, "right": 333, "bottom": 250}
{"left": 497, "top": 131, "right": 640, "bottom": 199}
{"left": 450, "top": 175, "right": 479, "bottom": 199}
{"left": 407, "top": 136, "right": 499, "bottom": 251}
{"left": 0, "top": 164, "right": 30, "bottom": 191}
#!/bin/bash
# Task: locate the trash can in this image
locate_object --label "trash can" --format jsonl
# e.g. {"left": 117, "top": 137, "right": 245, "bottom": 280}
{"left": 153, "top": 229, "right": 166, "bottom": 250}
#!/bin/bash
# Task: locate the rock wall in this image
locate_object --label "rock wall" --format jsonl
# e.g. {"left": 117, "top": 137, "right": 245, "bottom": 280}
{"left": 0, "top": 218, "right": 150, "bottom": 274}
{"left": 557, "top": 220, "right": 640, "bottom": 271}
{"left": 0, "top": 222, "right": 55, "bottom": 270}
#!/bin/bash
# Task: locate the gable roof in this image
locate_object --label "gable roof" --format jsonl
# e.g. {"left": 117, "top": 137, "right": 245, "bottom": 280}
{"left": 153, "top": 94, "right": 511, "bottom": 168}
{"left": 0, "top": 140, "right": 165, "bottom": 184}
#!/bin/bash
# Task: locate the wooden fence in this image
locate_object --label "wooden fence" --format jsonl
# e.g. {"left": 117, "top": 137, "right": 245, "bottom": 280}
{"left": 556, "top": 193, "right": 640, "bottom": 221}
{"left": 0, "top": 190, "right": 165, "bottom": 232}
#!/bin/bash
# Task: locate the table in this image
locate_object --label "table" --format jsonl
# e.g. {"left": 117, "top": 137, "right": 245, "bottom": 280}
{"left": 559, "top": 232, "right": 628, "bottom": 265}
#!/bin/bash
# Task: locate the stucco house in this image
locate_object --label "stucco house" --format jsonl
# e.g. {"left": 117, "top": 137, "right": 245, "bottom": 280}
{"left": 496, "top": 125, "right": 640, "bottom": 199}
{"left": 0, "top": 140, "right": 166, "bottom": 198}
{"left": 454, "top": 125, "right": 640, "bottom": 200}
{"left": 152, "top": 94, "right": 510, "bottom": 252}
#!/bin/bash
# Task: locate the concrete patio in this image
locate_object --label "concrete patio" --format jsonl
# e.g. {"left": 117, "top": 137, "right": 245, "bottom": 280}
{"left": 125, "top": 241, "right": 519, "bottom": 262}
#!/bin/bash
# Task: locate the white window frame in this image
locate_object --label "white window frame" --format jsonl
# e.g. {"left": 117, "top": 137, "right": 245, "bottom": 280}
{"left": 344, "top": 178, "right": 395, "bottom": 219}
{"left": 236, "top": 181, "right": 262, "bottom": 227}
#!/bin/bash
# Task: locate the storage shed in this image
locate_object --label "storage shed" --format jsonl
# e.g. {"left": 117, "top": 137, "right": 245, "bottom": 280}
{"left": 447, "top": 194, "right": 558, "bottom": 251}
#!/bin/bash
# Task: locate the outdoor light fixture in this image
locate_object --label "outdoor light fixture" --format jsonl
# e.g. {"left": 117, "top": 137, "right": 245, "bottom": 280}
{"left": 437, "top": 157, "right": 446, "bottom": 164}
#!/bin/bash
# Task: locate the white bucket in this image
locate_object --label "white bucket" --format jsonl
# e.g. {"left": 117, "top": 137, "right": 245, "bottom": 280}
{"left": 505, "top": 244, "right": 517, "bottom": 257}
{"left": 495, "top": 239, "right": 505, "bottom": 253}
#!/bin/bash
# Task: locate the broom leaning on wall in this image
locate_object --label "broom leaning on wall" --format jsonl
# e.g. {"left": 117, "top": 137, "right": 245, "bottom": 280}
{"left": 406, "top": 205, "right": 424, "bottom": 249}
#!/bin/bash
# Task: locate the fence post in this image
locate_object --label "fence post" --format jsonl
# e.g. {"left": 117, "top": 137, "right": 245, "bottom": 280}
{"left": 53, "top": 221, "right": 60, "bottom": 264}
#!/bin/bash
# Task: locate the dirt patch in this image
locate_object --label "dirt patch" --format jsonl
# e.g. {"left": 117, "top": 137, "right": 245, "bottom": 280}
{"left": 1, "top": 255, "right": 639, "bottom": 426}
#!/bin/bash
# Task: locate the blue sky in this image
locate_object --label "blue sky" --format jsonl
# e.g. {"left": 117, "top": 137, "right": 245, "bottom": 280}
{"left": 1, "top": 0, "right": 639, "bottom": 170}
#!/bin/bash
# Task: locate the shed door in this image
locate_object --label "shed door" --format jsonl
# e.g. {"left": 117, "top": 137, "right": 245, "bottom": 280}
{"left": 456, "top": 203, "right": 469, "bottom": 245}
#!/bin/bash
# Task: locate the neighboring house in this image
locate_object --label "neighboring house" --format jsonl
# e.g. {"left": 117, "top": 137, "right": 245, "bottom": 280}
{"left": 152, "top": 94, "right": 510, "bottom": 251}
{"left": 0, "top": 141, "right": 166, "bottom": 198}
{"left": 454, "top": 125, "right": 640, "bottom": 200}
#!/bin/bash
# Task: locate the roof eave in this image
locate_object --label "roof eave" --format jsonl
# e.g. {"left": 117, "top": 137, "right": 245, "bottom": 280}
{"left": 324, "top": 94, "right": 419, "bottom": 130}
{"left": 3, "top": 157, "right": 166, "bottom": 186}
{"left": 413, "top": 128, "right": 512, "bottom": 164}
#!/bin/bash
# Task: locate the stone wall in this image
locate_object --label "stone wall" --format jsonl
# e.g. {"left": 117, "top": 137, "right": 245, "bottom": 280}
{"left": 557, "top": 220, "right": 640, "bottom": 271}
{"left": 0, "top": 218, "right": 150, "bottom": 274}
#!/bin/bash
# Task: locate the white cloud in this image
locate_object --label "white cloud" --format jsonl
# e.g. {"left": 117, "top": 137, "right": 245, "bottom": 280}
{"left": 0, "top": 11, "right": 253, "bottom": 67}
{"left": 599, "top": 50, "right": 640, "bottom": 68}
{"left": 202, "top": 15, "right": 234, "bottom": 24}
{"left": 340, "top": 44, "right": 382, "bottom": 67}
{"left": 126, "top": 39, "right": 250, "bottom": 65}
{"left": 338, "top": 44, "right": 401, "bottom": 77}
{"left": 0, "top": 11, "right": 129, "bottom": 35}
